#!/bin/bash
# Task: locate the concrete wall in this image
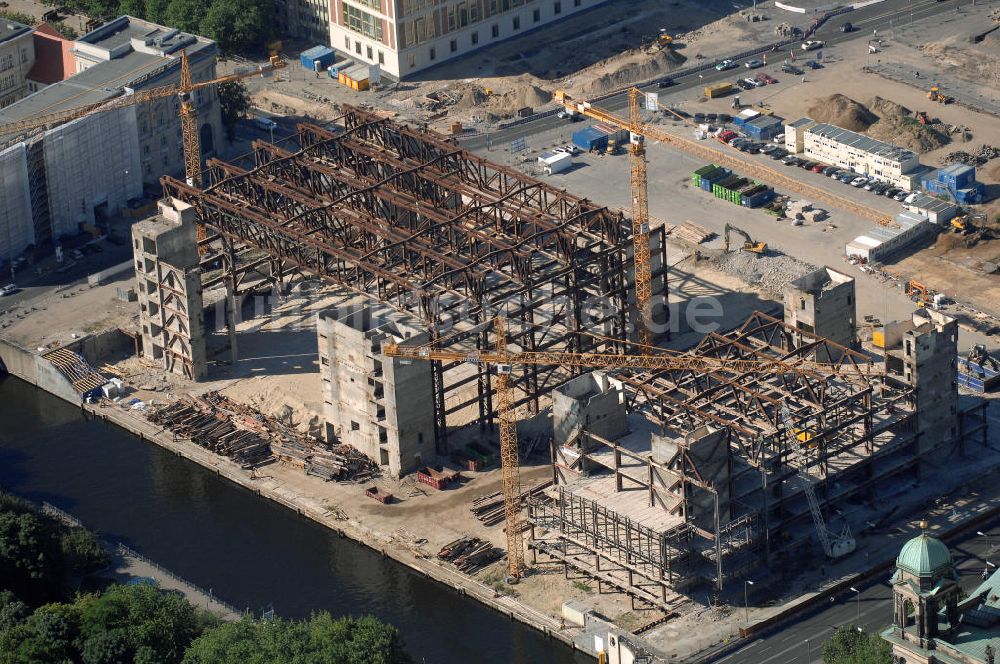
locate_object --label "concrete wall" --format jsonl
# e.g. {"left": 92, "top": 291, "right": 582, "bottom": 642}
{"left": 43, "top": 106, "right": 143, "bottom": 239}
{"left": 0, "top": 141, "right": 34, "bottom": 263}
{"left": 902, "top": 309, "right": 959, "bottom": 460}
{"left": 65, "top": 328, "right": 136, "bottom": 368}
{"left": 783, "top": 266, "right": 856, "bottom": 361}
{"left": 0, "top": 339, "right": 82, "bottom": 403}
{"left": 553, "top": 372, "right": 627, "bottom": 448}
{"left": 318, "top": 304, "right": 434, "bottom": 478}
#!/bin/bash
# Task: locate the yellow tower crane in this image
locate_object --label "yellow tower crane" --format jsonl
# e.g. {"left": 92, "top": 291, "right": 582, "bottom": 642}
{"left": 555, "top": 87, "right": 898, "bottom": 231}
{"left": 384, "top": 318, "right": 872, "bottom": 578}
{"left": 0, "top": 52, "right": 286, "bottom": 192}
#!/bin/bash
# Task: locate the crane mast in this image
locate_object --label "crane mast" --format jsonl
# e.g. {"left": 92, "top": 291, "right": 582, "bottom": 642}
{"left": 628, "top": 88, "right": 653, "bottom": 347}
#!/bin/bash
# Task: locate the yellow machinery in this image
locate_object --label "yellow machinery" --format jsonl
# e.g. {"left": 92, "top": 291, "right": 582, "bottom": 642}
{"left": 951, "top": 215, "right": 969, "bottom": 233}
{"left": 657, "top": 30, "right": 674, "bottom": 48}
{"left": 927, "top": 86, "right": 953, "bottom": 103}
{"left": 723, "top": 223, "right": 767, "bottom": 254}
{"left": 906, "top": 279, "right": 928, "bottom": 306}
{"left": 385, "top": 318, "right": 875, "bottom": 578}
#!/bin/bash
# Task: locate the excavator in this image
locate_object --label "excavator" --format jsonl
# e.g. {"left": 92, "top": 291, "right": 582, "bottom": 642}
{"left": 723, "top": 223, "right": 767, "bottom": 255}
{"left": 906, "top": 279, "right": 928, "bottom": 306}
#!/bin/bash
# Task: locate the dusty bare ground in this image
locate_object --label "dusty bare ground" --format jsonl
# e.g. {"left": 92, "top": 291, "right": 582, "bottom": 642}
{"left": 240, "top": 0, "right": 795, "bottom": 133}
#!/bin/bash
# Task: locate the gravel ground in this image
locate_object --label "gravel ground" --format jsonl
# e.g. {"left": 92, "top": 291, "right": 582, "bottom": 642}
{"left": 713, "top": 250, "right": 817, "bottom": 297}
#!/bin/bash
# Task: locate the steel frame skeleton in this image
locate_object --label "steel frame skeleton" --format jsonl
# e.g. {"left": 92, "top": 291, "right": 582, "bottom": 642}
{"left": 528, "top": 311, "right": 928, "bottom": 604}
{"left": 161, "top": 106, "right": 667, "bottom": 450}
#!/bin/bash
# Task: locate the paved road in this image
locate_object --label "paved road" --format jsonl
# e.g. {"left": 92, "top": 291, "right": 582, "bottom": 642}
{"left": 461, "top": 0, "right": 963, "bottom": 152}
{"left": 715, "top": 520, "right": 1000, "bottom": 664}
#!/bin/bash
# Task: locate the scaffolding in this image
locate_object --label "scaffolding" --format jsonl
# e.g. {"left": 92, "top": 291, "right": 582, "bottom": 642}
{"left": 161, "top": 106, "right": 668, "bottom": 450}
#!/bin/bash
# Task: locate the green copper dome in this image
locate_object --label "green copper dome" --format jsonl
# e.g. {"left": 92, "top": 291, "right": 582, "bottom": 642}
{"left": 896, "top": 533, "right": 953, "bottom": 577}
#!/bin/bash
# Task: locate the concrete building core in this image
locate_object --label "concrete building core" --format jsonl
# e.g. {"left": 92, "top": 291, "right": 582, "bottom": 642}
{"left": 553, "top": 372, "right": 627, "bottom": 448}
{"left": 783, "top": 266, "right": 856, "bottom": 361}
{"left": 317, "top": 303, "right": 435, "bottom": 478}
{"left": 131, "top": 198, "right": 206, "bottom": 380}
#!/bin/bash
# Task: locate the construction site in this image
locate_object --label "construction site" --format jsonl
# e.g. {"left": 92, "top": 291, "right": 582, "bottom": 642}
{"left": 1, "top": 1, "right": 999, "bottom": 661}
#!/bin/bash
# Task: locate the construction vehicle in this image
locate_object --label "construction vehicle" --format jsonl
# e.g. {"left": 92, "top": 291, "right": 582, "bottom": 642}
{"left": 385, "top": 318, "right": 873, "bottom": 577}
{"left": 657, "top": 29, "right": 674, "bottom": 49}
{"left": 928, "top": 85, "right": 953, "bottom": 103}
{"left": 951, "top": 215, "right": 971, "bottom": 234}
{"left": 554, "top": 88, "right": 898, "bottom": 230}
{"left": 723, "top": 223, "right": 767, "bottom": 254}
{"left": 906, "top": 279, "right": 928, "bottom": 305}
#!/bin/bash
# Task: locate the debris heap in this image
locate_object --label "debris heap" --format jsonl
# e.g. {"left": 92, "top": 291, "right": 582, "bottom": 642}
{"left": 437, "top": 536, "right": 503, "bottom": 574}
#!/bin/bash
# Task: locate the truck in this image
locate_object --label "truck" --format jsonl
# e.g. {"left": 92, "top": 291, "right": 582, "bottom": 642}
{"left": 704, "top": 83, "right": 733, "bottom": 98}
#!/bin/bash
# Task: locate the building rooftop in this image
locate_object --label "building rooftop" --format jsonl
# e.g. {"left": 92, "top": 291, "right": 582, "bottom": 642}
{"left": 0, "top": 16, "right": 215, "bottom": 136}
{"left": 0, "top": 18, "right": 32, "bottom": 44}
{"left": 908, "top": 193, "right": 959, "bottom": 215}
{"left": 896, "top": 532, "right": 952, "bottom": 577}
{"left": 788, "top": 117, "right": 815, "bottom": 129}
{"left": 807, "top": 122, "right": 917, "bottom": 164}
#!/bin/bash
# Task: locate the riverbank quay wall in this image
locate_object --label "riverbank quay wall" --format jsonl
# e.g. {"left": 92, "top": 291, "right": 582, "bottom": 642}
{"left": 0, "top": 338, "right": 82, "bottom": 403}
{"left": 160, "top": 105, "right": 668, "bottom": 454}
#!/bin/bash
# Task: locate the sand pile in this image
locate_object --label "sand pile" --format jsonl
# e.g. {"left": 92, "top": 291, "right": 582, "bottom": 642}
{"left": 806, "top": 94, "right": 877, "bottom": 132}
{"left": 581, "top": 48, "right": 684, "bottom": 96}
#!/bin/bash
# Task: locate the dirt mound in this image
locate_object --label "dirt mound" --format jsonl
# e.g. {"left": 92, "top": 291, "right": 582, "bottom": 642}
{"left": 581, "top": 49, "right": 684, "bottom": 96}
{"left": 513, "top": 82, "right": 551, "bottom": 109}
{"left": 806, "top": 94, "right": 878, "bottom": 132}
{"left": 454, "top": 86, "right": 489, "bottom": 110}
{"left": 867, "top": 96, "right": 910, "bottom": 120}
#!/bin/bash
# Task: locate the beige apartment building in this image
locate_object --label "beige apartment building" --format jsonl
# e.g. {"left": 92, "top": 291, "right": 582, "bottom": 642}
{"left": 329, "top": 0, "right": 609, "bottom": 79}
{"left": 0, "top": 19, "right": 35, "bottom": 108}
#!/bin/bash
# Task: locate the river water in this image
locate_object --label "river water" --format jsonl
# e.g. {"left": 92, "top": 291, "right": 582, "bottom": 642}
{"left": 0, "top": 375, "right": 583, "bottom": 664}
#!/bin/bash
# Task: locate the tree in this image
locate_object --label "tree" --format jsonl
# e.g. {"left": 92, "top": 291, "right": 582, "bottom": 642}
{"left": 217, "top": 81, "right": 252, "bottom": 142}
{"left": 0, "top": 591, "right": 28, "bottom": 632}
{"left": 199, "top": 0, "right": 273, "bottom": 55}
{"left": 182, "top": 614, "right": 415, "bottom": 664}
{"left": 144, "top": 0, "right": 171, "bottom": 24}
{"left": 76, "top": 584, "right": 218, "bottom": 664}
{"left": 118, "top": 0, "right": 147, "bottom": 20}
{"left": 163, "top": 0, "right": 208, "bottom": 34}
{"left": 0, "top": 602, "right": 81, "bottom": 664}
{"left": 0, "top": 502, "right": 65, "bottom": 604}
{"left": 823, "top": 625, "right": 893, "bottom": 664}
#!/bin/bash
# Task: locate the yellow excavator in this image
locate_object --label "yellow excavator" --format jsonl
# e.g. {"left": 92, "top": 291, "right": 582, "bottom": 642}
{"left": 724, "top": 223, "right": 767, "bottom": 254}
{"left": 928, "top": 85, "right": 953, "bottom": 104}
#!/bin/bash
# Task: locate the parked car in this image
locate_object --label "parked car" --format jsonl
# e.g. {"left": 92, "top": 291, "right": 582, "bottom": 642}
{"left": 821, "top": 166, "right": 838, "bottom": 176}
{"left": 841, "top": 22, "right": 854, "bottom": 32}
{"left": 554, "top": 145, "right": 580, "bottom": 156}
{"left": 805, "top": 60, "right": 823, "bottom": 69}
{"left": 782, "top": 156, "right": 800, "bottom": 166}
{"left": 799, "top": 160, "right": 817, "bottom": 170}
{"left": 556, "top": 111, "right": 571, "bottom": 119}
{"left": 801, "top": 40, "right": 824, "bottom": 51}
{"left": 884, "top": 187, "right": 901, "bottom": 198}
{"left": 850, "top": 177, "right": 868, "bottom": 187}
{"left": 716, "top": 59, "right": 738, "bottom": 70}
{"left": 811, "top": 164, "right": 825, "bottom": 173}
{"left": 744, "top": 59, "right": 764, "bottom": 68}
{"left": 769, "top": 148, "right": 788, "bottom": 159}
{"left": 755, "top": 73, "right": 777, "bottom": 85}
{"left": 0, "top": 283, "right": 18, "bottom": 296}
{"left": 760, "top": 144, "right": 778, "bottom": 154}
{"left": 736, "top": 79, "right": 754, "bottom": 90}
{"left": 838, "top": 173, "right": 856, "bottom": 183}
{"left": 657, "top": 77, "right": 676, "bottom": 88}
{"left": 893, "top": 191, "right": 909, "bottom": 201}
{"left": 781, "top": 63, "right": 804, "bottom": 75}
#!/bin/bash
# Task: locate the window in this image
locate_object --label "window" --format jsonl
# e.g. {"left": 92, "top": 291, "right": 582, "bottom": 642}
{"left": 356, "top": 41, "right": 362, "bottom": 54}
{"left": 533, "top": 8, "right": 540, "bottom": 21}
{"left": 378, "top": 50, "right": 385, "bottom": 64}
{"left": 554, "top": 1, "right": 561, "bottom": 14}
{"left": 367, "top": 45, "right": 373, "bottom": 59}
{"left": 345, "top": 35, "right": 350, "bottom": 49}
{"left": 471, "top": 31, "right": 479, "bottom": 44}
{"left": 351, "top": 421, "right": 360, "bottom": 431}
{"left": 429, "top": 46, "right": 436, "bottom": 60}
{"left": 513, "top": 16, "right": 520, "bottom": 29}
{"left": 342, "top": 2, "right": 384, "bottom": 41}
{"left": 450, "top": 39, "right": 457, "bottom": 52}
{"left": 491, "top": 23, "right": 499, "bottom": 38}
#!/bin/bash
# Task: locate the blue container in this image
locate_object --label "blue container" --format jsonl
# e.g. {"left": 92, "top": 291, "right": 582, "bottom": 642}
{"left": 300, "top": 45, "right": 336, "bottom": 71}
{"left": 742, "top": 187, "right": 775, "bottom": 208}
{"left": 939, "top": 163, "right": 975, "bottom": 190}
{"left": 572, "top": 127, "right": 607, "bottom": 152}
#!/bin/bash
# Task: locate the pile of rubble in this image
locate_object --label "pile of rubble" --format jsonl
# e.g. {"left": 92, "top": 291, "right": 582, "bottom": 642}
{"left": 944, "top": 145, "right": 999, "bottom": 167}
{"left": 714, "top": 251, "right": 816, "bottom": 297}
{"left": 437, "top": 536, "right": 503, "bottom": 574}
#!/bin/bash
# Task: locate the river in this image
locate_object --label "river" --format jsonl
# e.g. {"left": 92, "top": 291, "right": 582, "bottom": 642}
{"left": 0, "top": 375, "right": 583, "bottom": 664}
